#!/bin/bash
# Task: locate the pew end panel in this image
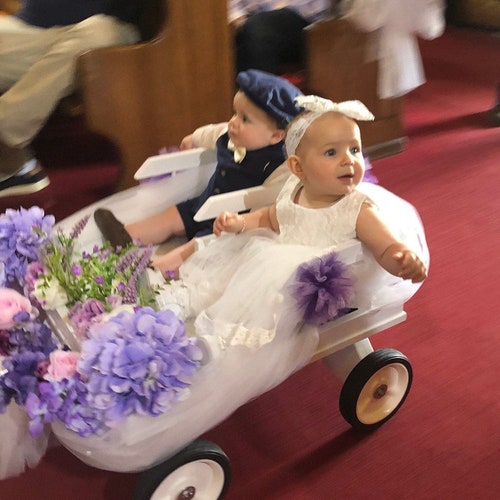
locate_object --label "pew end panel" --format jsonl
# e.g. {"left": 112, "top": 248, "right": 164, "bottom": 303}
{"left": 79, "top": 0, "right": 235, "bottom": 191}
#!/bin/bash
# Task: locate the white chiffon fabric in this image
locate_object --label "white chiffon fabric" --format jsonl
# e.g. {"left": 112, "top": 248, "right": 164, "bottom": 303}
{"left": 341, "top": 0, "right": 446, "bottom": 97}
{"left": 1, "top": 176, "right": 428, "bottom": 475}
{"left": 0, "top": 401, "right": 51, "bottom": 480}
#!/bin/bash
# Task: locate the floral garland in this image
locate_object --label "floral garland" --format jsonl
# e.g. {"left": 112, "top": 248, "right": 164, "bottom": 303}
{"left": 0, "top": 207, "right": 202, "bottom": 438}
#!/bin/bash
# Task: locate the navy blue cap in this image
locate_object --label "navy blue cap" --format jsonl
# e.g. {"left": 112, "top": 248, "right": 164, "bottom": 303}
{"left": 236, "top": 69, "right": 304, "bottom": 128}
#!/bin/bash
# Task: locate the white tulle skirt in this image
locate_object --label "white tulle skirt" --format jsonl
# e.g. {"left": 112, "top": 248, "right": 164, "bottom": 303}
{"left": 0, "top": 402, "right": 50, "bottom": 480}
{"left": 180, "top": 182, "right": 429, "bottom": 352}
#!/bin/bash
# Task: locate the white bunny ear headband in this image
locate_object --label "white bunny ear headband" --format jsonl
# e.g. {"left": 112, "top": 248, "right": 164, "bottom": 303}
{"left": 285, "top": 95, "right": 375, "bottom": 156}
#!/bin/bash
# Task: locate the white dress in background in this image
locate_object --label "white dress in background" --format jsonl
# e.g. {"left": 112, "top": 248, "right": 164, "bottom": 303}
{"left": 341, "top": 0, "right": 446, "bottom": 98}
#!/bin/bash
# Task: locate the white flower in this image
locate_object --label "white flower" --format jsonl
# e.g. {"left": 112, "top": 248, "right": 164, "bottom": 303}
{"left": 156, "top": 280, "right": 191, "bottom": 321}
{"left": 98, "top": 304, "right": 136, "bottom": 322}
{"left": 34, "top": 277, "right": 68, "bottom": 309}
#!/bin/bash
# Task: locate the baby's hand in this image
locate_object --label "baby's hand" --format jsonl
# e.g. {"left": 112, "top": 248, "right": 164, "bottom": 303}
{"left": 179, "top": 134, "right": 194, "bottom": 150}
{"left": 214, "top": 211, "right": 244, "bottom": 236}
{"left": 393, "top": 250, "right": 428, "bottom": 283}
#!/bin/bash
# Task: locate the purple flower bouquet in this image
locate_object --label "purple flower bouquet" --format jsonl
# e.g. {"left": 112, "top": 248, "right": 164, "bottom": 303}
{"left": 0, "top": 207, "right": 202, "bottom": 439}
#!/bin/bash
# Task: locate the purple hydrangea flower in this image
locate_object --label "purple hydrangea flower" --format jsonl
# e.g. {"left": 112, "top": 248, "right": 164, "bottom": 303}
{"left": 25, "top": 377, "right": 107, "bottom": 438}
{"left": 288, "top": 252, "right": 355, "bottom": 325}
{"left": 7, "top": 317, "right": 57, "bottom": 357}
{"left": 78, "top": 307, "right": 202, "bottom": 426}
{"left": 0, "top": 207, "right": 54, "bottom": 286}
{"left": 1, "top": 351, "right": 47, "bottom": 406}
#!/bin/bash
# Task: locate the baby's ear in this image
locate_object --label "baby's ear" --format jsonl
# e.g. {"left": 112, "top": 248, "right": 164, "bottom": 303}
{"left": 270, "top": 128, "right": 286, "bottom": 145}
{"left": 287, "top": 155, "right": 304, "bottom": 178}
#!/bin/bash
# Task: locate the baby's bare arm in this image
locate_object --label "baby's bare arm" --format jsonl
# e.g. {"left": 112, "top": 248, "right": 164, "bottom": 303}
{"left": 179, "top": 134, "right": 194, "bottom": 150}
{"left": 380, "top": 244, "right": 428, "bottom": 283}
{"left": 356, "top": 204, "right": 427, "bottom": 283}
{"left": 213, "top": 205, "right": 279, "bottom": 236}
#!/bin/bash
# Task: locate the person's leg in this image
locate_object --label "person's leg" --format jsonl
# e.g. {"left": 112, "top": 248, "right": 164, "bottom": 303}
{"left": 125, "top": 205, "right": 186, "bottom": 245}
{"left": 95, "top": 205, "right": 186, "bottom": 248}
{"left": 0, "top": 16, "right": 52, "bottom": 189}
{"left": 0, "top": 14, "right": 139, "bottom": 148}
{"left": 151, "top": 240, "right": 197, "bottom": 277}
{"left": 0, "top": 140, "right": 48, "bottom": 198}
{"left": 0, "top": 140, "right": 33, "bottom": 179}
{"left": 235, "top": 8, "right": 308, "bottom": 74}
{"left": 0, "top": 16, "right": 53, "bottom": 91}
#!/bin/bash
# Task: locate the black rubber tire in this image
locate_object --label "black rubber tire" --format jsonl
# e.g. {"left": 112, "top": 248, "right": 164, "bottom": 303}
{"left": 339, "top": 348, "right": 412, "bottom": 431}
{"left": 132, "top": 439, "right": 231, "bottom": 500}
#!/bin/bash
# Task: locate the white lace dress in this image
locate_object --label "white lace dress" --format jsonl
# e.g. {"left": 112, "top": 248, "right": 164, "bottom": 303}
{"left": 180, "top": 174, "right": 428, "bottom": 353}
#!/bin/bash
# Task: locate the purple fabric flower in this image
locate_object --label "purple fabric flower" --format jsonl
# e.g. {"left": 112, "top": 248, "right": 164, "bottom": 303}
{"left": 0, "top": 207, "right": 54, "bottom": 286}
{"left": 288, "top": 252, "right": 355, "bottom": 325}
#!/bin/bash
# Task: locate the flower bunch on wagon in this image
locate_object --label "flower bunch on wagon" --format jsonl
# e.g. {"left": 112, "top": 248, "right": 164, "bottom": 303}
{"left": 0, "top": 207, "right": 202, "bottom": 438}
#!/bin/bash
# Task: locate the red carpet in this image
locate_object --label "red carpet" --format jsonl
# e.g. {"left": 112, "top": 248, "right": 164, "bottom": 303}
{"left": 1, "top": 25, "right": 500, "bottom": 499}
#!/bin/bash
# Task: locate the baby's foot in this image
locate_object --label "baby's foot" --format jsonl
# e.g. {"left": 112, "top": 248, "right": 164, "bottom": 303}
{"left": 94, "top": 208, "right": 132, "bottom": 249}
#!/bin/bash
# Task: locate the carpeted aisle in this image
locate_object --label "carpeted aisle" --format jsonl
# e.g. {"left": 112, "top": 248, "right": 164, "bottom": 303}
{"left": 1, "top": 25, "right": 499, "bottom": 499}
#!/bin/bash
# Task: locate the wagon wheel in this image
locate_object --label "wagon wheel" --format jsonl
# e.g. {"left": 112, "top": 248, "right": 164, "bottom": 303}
{"left": 133, "top": 440, "right": 231, "bottom": 500}
{"left": 339, "top": 348, "right": 412, "bottom": 430}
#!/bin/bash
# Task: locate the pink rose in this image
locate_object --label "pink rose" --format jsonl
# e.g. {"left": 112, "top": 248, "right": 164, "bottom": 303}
{"left": 45, "top": 350, "right": 81, "bottom": 381}
{"left": 0, "top": 287, "right": 32, "bottom": 329}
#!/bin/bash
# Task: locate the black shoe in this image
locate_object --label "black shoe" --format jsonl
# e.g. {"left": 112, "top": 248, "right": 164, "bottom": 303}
{"left": 0, "top": 161, "right": 50, "bottom": 198}
{"left": 94, "top": 208, "right": 132, "bottom": 249}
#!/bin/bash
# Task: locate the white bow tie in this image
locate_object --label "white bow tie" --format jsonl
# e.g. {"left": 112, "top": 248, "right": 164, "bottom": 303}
{"left": 227, "top": 139, "right": 246, "bottom": 163}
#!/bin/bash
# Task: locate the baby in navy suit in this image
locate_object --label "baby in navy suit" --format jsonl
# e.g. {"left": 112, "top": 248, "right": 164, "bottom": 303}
{"left": 95, "top": 69, "right": 303, "bottom": 275}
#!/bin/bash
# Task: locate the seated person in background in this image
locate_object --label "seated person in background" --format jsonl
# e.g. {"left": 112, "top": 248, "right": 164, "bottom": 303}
{"left": 230, "top": 0, "right": 333, "bottom": 74}
{"left": 94, "top": 70, "right": 304, "bottom": 275}
{"left": 0, "top": 0, "right": 141, "bottom": 198}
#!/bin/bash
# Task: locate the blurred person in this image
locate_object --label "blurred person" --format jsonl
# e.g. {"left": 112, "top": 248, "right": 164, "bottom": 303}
{"left": 230, "top": 0, "right": 332, "bottom": 74}
{"left": 339, "top": 0, "right": 446, "bottom": 98}
{"left": 0, "top": 0, "right": 141, "bottom": 198}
